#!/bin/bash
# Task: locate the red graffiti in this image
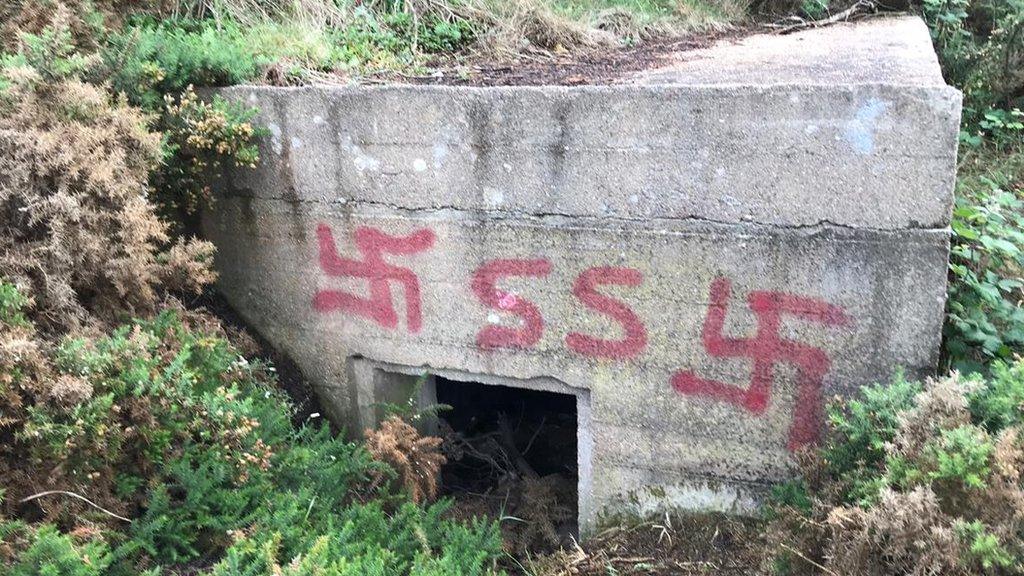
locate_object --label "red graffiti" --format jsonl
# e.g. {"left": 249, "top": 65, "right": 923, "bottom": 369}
{"left": 313, "top": 224, "right": 435, "bottom": 332}
{"left": 471, "top": 259, "right": 552, "bottom": 349}
{"left": 671, "top": 277, "right": 851, "bottom": 451}
{"left": 566, "top": 266, "right": 647, "bottom": 360}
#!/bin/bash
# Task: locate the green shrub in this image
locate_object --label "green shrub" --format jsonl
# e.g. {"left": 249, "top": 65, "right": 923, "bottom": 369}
{"left": 920, "top": 424, "right": 993, "bottom": 490}
{"left": 822, "top": 372, "right": 921, "bottom": 503}
{"left": 0, "top": 282, "right": 502, "bottom": 574}
{"left": 969, "top": 357, "right": 1024, "bottom": 432}
{"left": 5, "top": 523, "right": 113, "bottom": 576}
{"left": 105, "top": 18, "right": 264, "bottom": 110}
{"left": 767, "top": 365, "right": 1024, "bottom": 575}
{"left": 956, "top": 520, "right": 1016, "bottom": 573}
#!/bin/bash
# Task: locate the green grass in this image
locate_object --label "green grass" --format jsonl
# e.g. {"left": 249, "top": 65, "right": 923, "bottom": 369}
{"left": 551, "top": 0, "right": 745, "bottom": 37}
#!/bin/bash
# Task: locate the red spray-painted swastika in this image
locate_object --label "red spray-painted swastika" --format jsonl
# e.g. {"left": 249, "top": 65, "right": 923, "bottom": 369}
{"left": 471, "top": 258, "right": 552, "bottom": 349}
{"left": 565, "top": 266, "right": 647, "bottom": 360}
{"left": 671, "top": 277, "right": 851, "bottom": 451}
{"left": 313, "top": 224, "right": 435, "bottom": 333}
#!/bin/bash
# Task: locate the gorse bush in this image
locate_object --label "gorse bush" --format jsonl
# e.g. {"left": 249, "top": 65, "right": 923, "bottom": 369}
{"left": 0, "top": 282, "right": 503, "bottom": 574}
{"left": 767, "top": 365, "right": 1024, "bottom": 575}
{"left": 158, "top": 86, "right": 263, "bottom": 226}
{"left": 0, "top": 9, "right": 216, "bottom": 333}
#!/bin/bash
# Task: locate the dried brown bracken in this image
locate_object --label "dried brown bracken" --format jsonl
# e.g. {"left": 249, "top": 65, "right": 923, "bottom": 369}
{"left": 364, "top": 415, "right": 446, "bottom": 504}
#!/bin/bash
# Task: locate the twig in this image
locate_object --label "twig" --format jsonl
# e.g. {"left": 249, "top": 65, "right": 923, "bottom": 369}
{"left": 780, "top": 543, "right": 839, "bottom": 576}
{"left": 20, "top": 490, "right": 131, "bottom": 523}
{"left": 521, "top": 415, "right": 546, "bottom": 455}
{"left": 610, "top": 556, "right": 655, "bottom": 563}
{"left": 497, "top": 413, "right": 539, "bottom": 480}
{"left": 766, "top": 0, "right": 876, "bottom": 34}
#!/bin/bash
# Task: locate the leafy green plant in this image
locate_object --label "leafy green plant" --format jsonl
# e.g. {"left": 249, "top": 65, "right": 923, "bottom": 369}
{"left": 800, "top": 0, "right": 828, "bottom": 19}
{"left": 945, "top": 152, "right": 1024, "bottom": 372}
{"left": 979, "top": 108, "right": 1024, "bottom": 150}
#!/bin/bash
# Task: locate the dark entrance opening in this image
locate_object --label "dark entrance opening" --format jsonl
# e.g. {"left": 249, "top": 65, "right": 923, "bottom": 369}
{"left": 434, "top": 376, "right": 579, "bottom": 551}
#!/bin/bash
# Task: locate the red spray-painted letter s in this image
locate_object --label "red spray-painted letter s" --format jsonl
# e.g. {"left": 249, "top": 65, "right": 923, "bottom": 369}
{"left": 471, "top": 259, "right": 552, "bottom": 349}
{"left": 565, "top": 266, "right": 647, "bottom": 360}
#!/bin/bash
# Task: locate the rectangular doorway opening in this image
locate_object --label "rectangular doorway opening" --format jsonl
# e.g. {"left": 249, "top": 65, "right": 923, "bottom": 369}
{"left": 435, "top": 376, "right": 581, "bottom": 552}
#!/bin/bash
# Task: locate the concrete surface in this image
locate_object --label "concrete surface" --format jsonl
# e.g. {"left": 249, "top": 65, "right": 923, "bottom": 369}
{"left": 203, "top": 16, "right": 961, "bottom": 535}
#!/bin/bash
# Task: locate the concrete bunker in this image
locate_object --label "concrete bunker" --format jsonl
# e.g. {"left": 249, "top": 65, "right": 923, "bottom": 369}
{"left": 205, "top": 16, "right": 962, "bottom": 536}
{"left": 352, "top": 359, "right": 593, "bottom": 538}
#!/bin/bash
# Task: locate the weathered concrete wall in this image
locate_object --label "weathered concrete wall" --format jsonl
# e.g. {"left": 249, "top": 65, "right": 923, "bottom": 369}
{"left": 204, "top": 16, "right": 961, "bottom": 534}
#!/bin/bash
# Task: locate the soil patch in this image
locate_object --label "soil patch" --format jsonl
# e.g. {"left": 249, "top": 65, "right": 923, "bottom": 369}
{"left": 368, "top": 29, "right": 747, "bottom": 86}
{"left": 525, "top": 513, "right": 766, "bottom": 575}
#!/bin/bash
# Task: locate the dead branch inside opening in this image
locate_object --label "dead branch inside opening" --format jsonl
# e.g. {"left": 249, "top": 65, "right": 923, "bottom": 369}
{"left": 435, "top": 376, "right": 579, "bottom": 551}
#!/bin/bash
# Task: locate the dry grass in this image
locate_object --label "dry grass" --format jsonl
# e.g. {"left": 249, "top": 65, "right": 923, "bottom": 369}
{"left": 168, "top": 0, "right": 352, "bottom": 27}
{"left": 164, "top": 0, "right": 747, "bottom": 59}
{"left": 518, "top": 512, "right": 764, "bottom": 575}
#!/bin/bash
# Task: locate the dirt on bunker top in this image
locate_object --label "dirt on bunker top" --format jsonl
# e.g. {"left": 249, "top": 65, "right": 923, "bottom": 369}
{"left": 420, "top": 15, "right": 950, "bottom": 88}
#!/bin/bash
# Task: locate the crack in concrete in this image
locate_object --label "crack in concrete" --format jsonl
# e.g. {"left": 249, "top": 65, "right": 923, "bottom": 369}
{"left": 220, "top": 189, "right": 950, "bottom": 234}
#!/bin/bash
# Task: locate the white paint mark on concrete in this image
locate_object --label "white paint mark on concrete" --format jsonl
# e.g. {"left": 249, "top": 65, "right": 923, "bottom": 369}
{"left": 313, "top": 115, "right": 325, "bottom": 125}
{"left": 290, "top": 136, "right": 303, "bottom": 150}
{"left": 413, "top": 158, "right": 428, "bottom": 172}
{"left": 343, "top": 135, "right": 380, "bottom": 171}
{"left": 487, "top": 312, "right": 501, "bottom": 324}
{"left": 433, "top": 142, "right": 449, "bottom": 168}
{"left": 843, "top": 98, "right": 887, "bottom": 155}
{"left": 267, "top": 123, "right": 282, "bottom": 155}
{"left": 721, "top": 195, "right": 741, "bottom": 208}
{"left": 629, "top": 195, "right": 639, "bottom": 205}
{"left": 485, "top": 187, "right": 504, "bottom": 206}
{"left": 632, "top": 482, "right": 759, "bottom": 517}
{"left": 789, "top": 93, "right": 800, "bottom": 104}
{"left": 804, "top": 124, "right": 819, "bottom": 135}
